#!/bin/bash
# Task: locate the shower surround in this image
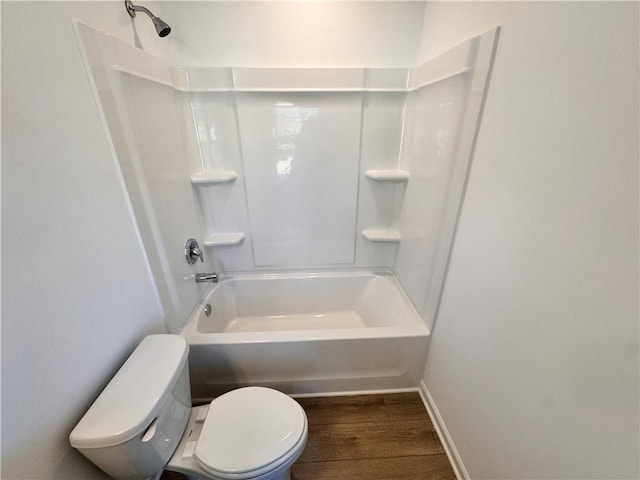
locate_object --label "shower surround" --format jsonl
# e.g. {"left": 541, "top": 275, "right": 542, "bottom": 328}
{"left": 75, "top": 20, "right": 498, "bottom": 395}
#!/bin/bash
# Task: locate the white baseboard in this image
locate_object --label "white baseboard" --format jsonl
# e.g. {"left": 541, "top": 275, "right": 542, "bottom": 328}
{"left": 290, "top": 387, "right": 419, "bottom": 399}
{"left": 418, "top": 380, "right": 470, "bottom": 480}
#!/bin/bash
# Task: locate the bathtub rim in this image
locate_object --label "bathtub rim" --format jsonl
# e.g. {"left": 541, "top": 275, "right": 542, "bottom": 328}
{"left": 180, "top": 270, "right": 430, "bottom": 344}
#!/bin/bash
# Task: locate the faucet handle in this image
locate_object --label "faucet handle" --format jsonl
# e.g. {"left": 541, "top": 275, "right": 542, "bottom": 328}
{"left": 185, "top": 238, "right": 204, "bottom": 264}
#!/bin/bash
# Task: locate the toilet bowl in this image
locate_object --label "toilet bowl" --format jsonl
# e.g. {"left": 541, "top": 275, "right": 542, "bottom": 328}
{"left": 169, "top": 387, "right": 308, "bottom": 480}
{"left": 69, "top": 335, "right": 307, "bottom": 480}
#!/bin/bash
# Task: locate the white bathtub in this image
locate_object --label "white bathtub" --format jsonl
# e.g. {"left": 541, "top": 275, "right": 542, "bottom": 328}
{"left": 180, "top": 272, "right": 429, "bottom": 400}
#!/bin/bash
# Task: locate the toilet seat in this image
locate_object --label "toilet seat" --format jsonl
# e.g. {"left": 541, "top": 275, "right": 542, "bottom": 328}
{"left": 194, "top": 387, "right": 308, "bottom": 479}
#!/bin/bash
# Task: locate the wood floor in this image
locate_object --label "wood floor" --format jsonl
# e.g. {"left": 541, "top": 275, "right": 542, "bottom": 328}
{"left": 291, "top": 392, "right": 455, "bottom": 480}
{"left": 162, "top": 392, "right": 455, "bottom": 480}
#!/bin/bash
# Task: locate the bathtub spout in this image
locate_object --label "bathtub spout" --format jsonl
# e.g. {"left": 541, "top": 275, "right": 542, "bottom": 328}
{"left": 196, "top": 273, "right": 218, "bottom": 283}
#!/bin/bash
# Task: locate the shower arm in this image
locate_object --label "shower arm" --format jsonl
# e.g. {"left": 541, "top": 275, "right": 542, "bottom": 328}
{"left": 125, "top": 1, "right": 154, "bottom": 20}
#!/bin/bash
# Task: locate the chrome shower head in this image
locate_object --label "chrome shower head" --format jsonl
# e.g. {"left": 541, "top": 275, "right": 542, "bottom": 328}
{"left": 151, "top": 16, "right": 171, "bottom": 38}
{"left": 125, "top": 0, "right": 171, "bottom": 37}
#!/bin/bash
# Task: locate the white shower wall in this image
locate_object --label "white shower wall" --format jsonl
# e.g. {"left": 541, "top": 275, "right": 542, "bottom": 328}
{"left": 73, "top": 0, "right": 422, "bottom": 329}
{"left": 162, "top": 1, "right": 426, "bottom": 274}
{"left": 189, "top": 89, "right": 406, "bottom": 272}
{"left": 186, "top": 28, "right": 499, "bottom": 333}
{"left": 395, "top": 75, "right": 467, "bottom": 325}
{"left": 76, "top": 23, "right": 213, "bottom": 333}
{"left": 237, "top": 93, "right": 362, "bottom": 266}
{"left": 75, "top": 5, "right": 498, "bottom": 333}
{"left": 395, "top": 31, "right": 500, "bottom": 329}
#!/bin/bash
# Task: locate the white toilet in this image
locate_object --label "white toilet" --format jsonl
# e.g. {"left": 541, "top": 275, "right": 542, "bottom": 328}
{"left": 69, "top": 335, "right": 308, "bottom": 480}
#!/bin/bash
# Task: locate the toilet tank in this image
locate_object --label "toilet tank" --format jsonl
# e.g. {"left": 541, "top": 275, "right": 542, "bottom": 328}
{"left": 70, "top": 335, "right": 191, "bottom": 480}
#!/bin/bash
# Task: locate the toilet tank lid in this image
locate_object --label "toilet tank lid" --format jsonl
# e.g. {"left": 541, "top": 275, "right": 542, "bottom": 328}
{"left": 69, "top": 335, "right": 189, "bottom": 449}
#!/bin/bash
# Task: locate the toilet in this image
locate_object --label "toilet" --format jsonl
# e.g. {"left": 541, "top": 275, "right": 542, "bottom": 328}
{"left": 69, "top": 335, "right": 308, "bottom": 480}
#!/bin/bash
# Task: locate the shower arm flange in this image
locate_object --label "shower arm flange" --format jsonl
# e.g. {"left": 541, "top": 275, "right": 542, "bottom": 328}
{"left": 125, "top": 0, "right": 154, "bottom": 20}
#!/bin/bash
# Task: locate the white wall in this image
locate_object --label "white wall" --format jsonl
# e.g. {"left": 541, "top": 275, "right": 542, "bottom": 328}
{"left": 420, "top": 2, "right": 639, "bottom": 479}
{"left": 162, "top": 1, "right": 425, "bottom": 67}
{"left": 1, "top": 2, "right": 174, "bottom": 478}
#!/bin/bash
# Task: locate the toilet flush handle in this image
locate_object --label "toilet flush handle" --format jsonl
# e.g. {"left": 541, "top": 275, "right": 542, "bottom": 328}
{"left": 141, "top": 417, "right": 159, "bottom": 443}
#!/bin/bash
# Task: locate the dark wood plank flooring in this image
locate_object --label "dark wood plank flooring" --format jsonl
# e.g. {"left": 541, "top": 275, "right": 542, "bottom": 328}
{"left": 161, "top": 392, "right": 455, "bottom": 480}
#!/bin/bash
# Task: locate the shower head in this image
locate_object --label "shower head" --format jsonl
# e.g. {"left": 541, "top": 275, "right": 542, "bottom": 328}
{"left": 151, "top": 16, "right": 171, "bottom": 38}
{"left": 125, "top": 0, "right": 171, "bottom": 37}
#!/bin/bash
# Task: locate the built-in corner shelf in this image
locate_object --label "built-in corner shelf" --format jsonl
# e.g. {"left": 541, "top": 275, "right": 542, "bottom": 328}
{"left": 190, "top": 171, "right": 238, "bottom": 185}
{"left": 365, "top": 169, "right": 410, "bottom": 182}
{"left": 203, "top": 233, "right": 245, "bottom": 247}
{"left": 361, "top": 229, "right": 401, "bottom": 243}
